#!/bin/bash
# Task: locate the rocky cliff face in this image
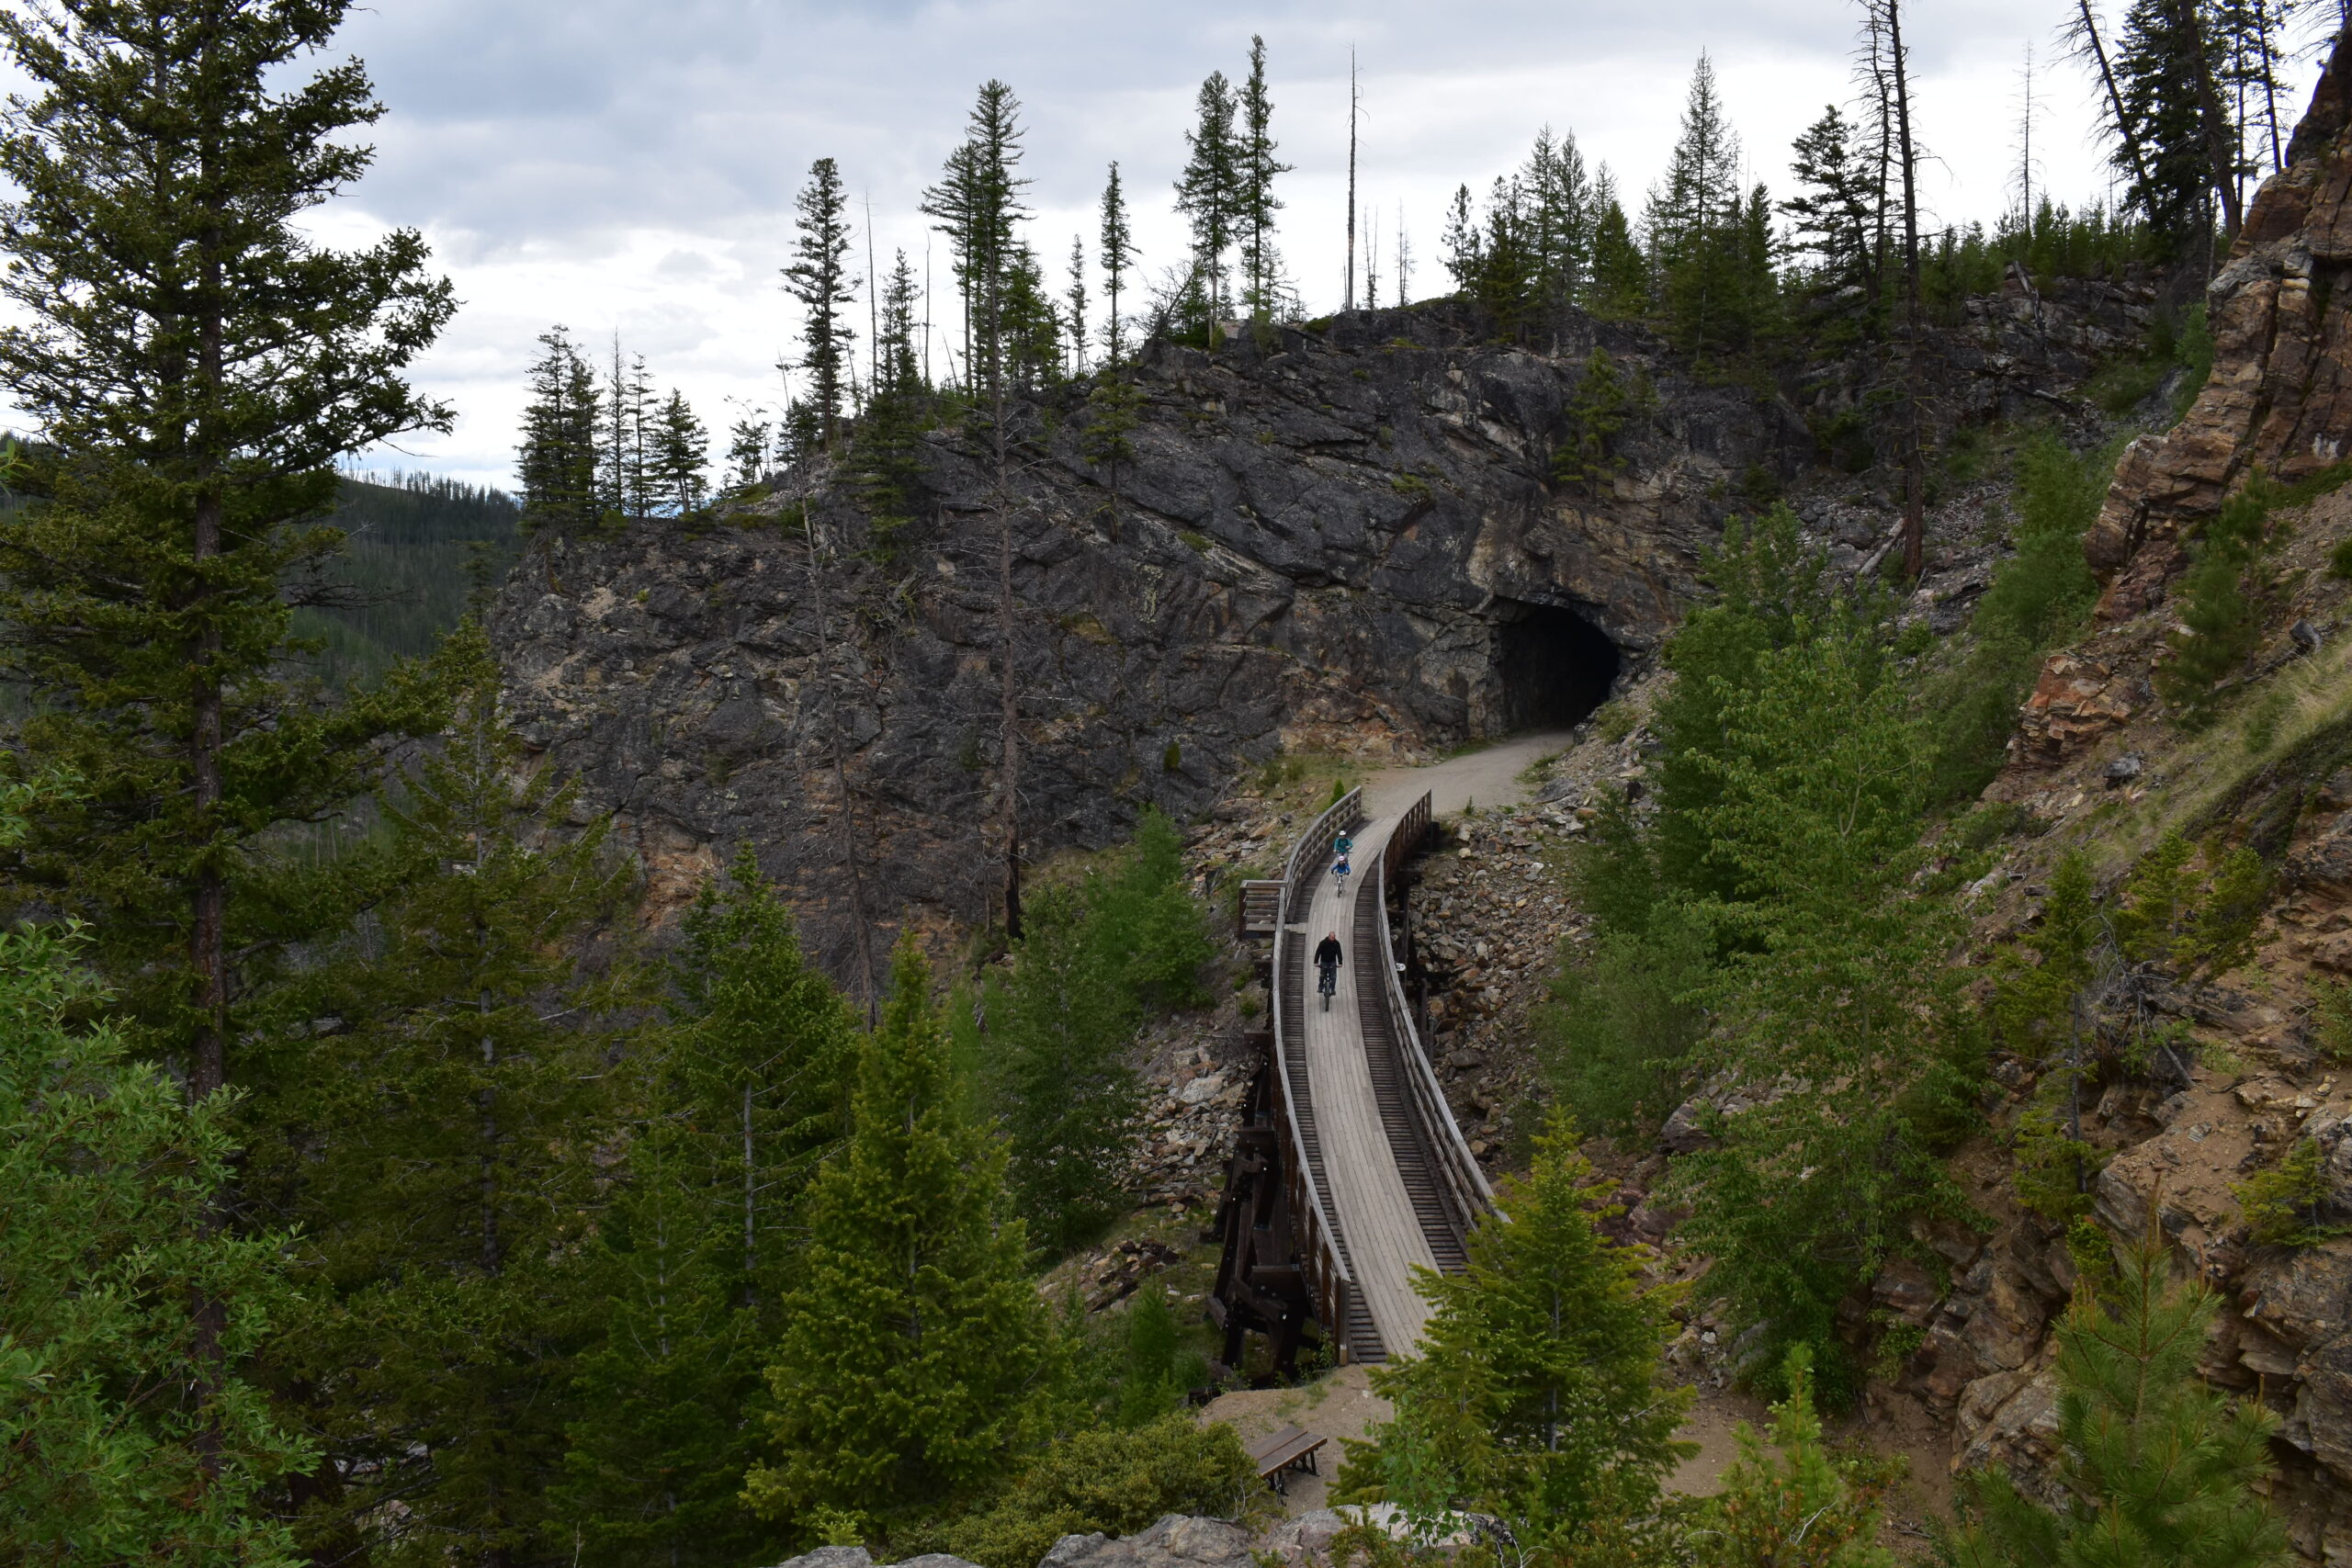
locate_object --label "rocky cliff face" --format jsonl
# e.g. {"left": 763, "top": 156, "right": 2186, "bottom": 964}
{"left": 490, "top": 304, "right": 1806, "bottom": 970}
{"left": 1942, "top": 36, "right": 2352, "bottom": 1561}
{"left": 2086, "top": 33, "right": 2352, "bottom": 626}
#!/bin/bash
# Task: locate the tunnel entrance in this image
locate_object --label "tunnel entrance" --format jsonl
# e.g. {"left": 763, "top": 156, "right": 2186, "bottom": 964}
{"left": 1494, "top": 601, "right": 1620, "bottom": 731}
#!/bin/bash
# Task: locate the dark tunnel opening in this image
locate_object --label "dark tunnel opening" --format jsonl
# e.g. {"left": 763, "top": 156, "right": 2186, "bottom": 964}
{"left": 1494, "top": 601, "right": 1621, "bottom": 732}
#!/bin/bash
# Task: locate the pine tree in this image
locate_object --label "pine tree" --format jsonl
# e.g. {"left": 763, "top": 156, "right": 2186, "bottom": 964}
{"left": 518, "top": 327, "right": 605, "bottom": 533}
{"left": 922, "top": 83, "right": 1031, "bottom": 398}
{"left": 1783, "top": 105, "right": 1881, "bottom": 327}
{"left": 553, "top": 855, "right": 858, "bottom": 1567}
{"left": 650, "top": 389, "right": 710, "bottom": 521}
{"left": 1099, "top": 163, "right": 1138, "bottom": 365}
{"left": 1001, "top": 243, "right": 1062, "bottom": 392}
{"left": 1338, "top": 1111, "right": 1690, "bottom": 1553}
{"left": 1175, "top": 71, "right": 1241, "bottom": 323}
{"left": 786, "top": 158, "right": 860, "bottom": 448}
{"left": 724, "top": 414, "right": 772, "bottom": 498}
{"left": 984, "top": 880, "right": 1140, "bottom": 1251}
{"left": 250, "top": 621, "right": 634, "bottom": 1564}
{"left": 1696, "top": 1346, "right": 1896, "bottom": 1568}
{"left": 1648, "top": 52, "right": 1752, "bottom": 358}
{"left": 1064, "top": 234, "right": 1088, "bottom": 377}
{"left": 1586, "top": 185, "right": 1650, "bottom": 318}
{"left": 1521, "top": 127, "right": 1595, "bottom": 330}
{"left": 746, "top": 938, "right": 1047, "bottom": 1539}
{"left": 1945, "top": 1232, "right": 2288, "bottom": 1568}
{"left": 670, "top": 853, "right": 861, "bottom": 1298}
{"left": 1237, "top": 35, "right": 1292, "bottom": 319}
{"left": 0, "top": 0, "right": 456, "bottom": 1100}
{"left": 2113, "top": 0, "right": 2242, "bottom": 248}
{"left": 854, "top": 251, "right": 931, "bottom": 549}
{"left": 1441, "top": 184, "right": 1482, "bottom": 293}
{"left": 0, "top": 795, "right": 310, "bottom": 1563}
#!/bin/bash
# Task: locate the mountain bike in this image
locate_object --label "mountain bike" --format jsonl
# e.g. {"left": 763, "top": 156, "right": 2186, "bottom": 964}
{"left": 1317, "top": 958, "right": 1339, "bottom": 1010}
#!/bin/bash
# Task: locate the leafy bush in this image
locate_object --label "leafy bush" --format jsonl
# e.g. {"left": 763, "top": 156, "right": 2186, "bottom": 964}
{"left": 938, "top": 1416, "right": 1259, "bottom": 1568}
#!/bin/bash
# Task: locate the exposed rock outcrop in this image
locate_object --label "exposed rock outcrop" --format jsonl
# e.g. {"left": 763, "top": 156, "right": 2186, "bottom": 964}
{"left": 1037, "top": 1515, "right": 1257, "bottom": 1568}
{"left": 2083, "top": 34, "right": 2352, "bottom": 626}
{"left": 491, "top": 306, "right": 1798, "bottom": 972}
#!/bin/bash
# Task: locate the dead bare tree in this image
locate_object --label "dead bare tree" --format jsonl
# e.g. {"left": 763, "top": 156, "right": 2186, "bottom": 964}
{"left": 800, "top": 500, "right": 880, "bottom": 1014}
{"left": 1860, "top": 0, "right": 1927, "bottom": 579}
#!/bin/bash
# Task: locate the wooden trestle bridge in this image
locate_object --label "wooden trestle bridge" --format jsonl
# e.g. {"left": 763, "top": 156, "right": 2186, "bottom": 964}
{"left": 1207, "top": 787, "right": 1498, "bottom": 1371}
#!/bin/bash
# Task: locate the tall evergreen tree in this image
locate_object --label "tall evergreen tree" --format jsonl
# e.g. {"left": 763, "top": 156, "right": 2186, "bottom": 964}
{"left": 250, "top": 621, "right": 634, "bottom": 1564}
{"left": 1586, "top": 183, "right": 1649, "bottom": 318}
{"left": 1647, "top": 52, "right": 1752, "bottom": 358}
{"left": 0, "top": 0, "right": 456, "bottom": 1100}
{"left": 746, "top": 939, "right": 1047, "bottom": 1540}
{"left": 1783, "top": 104, "right": 1881, "bottom": 328}
{"left": 854, "top": 252, "right": 930, "bottom": 549}
{"left": 603, "top": 343, "right": 656, "bottom": 523}
{"left": 785, "top": 158, "right": 860, "bottom": 449}
{"left": 921, "top": 83, "right": 1031, "bottom": 397}
{"left": 553, "top": 855, "right": 858, "bottom": 1567}
{"left": 1064, "top": 234, "right": 1089, "bottom": 377}
{"left": 1, "top": 794, "right": 311, "bottom": 1563}
{"left": 1237, "top": 35, "right": 1292, "bottom": 318}
{"left": 517, "top": 327, "right": 604, "bottom": 533}
{"left": 1338, "top": 1111, "right": 1691, "bottom": 1554}
{"left": 724, "top": 414, "right": 772, "bottom": 498}
{"left": 650, "top": 389, "right": 710, "bottom": 520}
{"left": 1521, "top": 126, "right": 1595, "bottom": 330}
{"left": 2113, "top": 0, "right": 2244, "bottom": 248}
{"left": 1099, "top": 163, "right": 1138, "bottom": 364}
{"left": 1174, "top": 71, "right": 1241, "bottom": 323}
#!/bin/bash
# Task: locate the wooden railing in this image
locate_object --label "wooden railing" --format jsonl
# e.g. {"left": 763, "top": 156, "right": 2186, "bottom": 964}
{"left": 1371, "top": 790, "right": 1499, "bottom": 1236}
{"left": 1271, "top": 787, "right": 1366, "bottom": 1359}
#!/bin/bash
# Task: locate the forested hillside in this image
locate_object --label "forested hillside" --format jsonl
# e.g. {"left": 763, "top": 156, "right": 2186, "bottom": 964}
{"left": 299, "top": 472, "right": 521, "bottom": 684}
{"left": 6, "top": 1, "right": 2351, "bottom": 1567}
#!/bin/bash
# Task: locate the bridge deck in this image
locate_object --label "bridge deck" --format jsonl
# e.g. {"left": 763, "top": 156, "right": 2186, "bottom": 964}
{"left": 1286, "top": 814, "right": 1457, "bottom": 1357}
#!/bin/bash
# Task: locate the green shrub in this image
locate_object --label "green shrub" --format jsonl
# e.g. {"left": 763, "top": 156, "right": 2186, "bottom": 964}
{"left": 2235, "top": 1137, "right": 2346, "bottom": 1247}
{"left": 1537, "top": 908, "right": 1711, "bottom": 1138}
{"left": 2331, "top": 536, "right": 2352, "bottom": 581}
{"left": 1927, "top": 434, "right": 2107, "bottom": 801}
{"left": 2314, "top": 978, "right": 2352, "bottom": 1061}
{"left": 2161, "top": 462, "right": 2352, "bottom": 727}
{"left": 938, "top": 1416, "right": 1259, "bottom": 1568}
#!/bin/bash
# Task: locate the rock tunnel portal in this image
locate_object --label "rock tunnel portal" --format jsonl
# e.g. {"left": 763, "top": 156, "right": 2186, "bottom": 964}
{"left": 1494, "top": 601, "right": 1620, "bottom": 732}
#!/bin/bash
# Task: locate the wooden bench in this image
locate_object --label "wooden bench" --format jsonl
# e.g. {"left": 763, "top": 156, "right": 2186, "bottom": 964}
{"left": 1246, "top": 1423, "right": 1328, "bottom": 1494}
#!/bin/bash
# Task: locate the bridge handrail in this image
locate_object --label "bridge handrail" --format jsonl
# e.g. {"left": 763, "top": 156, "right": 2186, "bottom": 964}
{"left": 1371, "top": 791, "right": 1500, "bottom": 1231}
{"left": 1272, "top": 786, "right": 1365, "bottom": 1343}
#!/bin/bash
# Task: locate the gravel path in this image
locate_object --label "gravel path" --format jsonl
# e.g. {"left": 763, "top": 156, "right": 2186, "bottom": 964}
{"left": 1361, "top": 730, "right": 1577, "bottom": 819}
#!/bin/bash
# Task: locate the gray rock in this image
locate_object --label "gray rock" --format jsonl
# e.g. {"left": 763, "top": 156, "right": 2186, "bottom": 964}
{"left": 1039, "top": 1514, "right": 1255, "bottom": 1568}
{"left": 774, "top": 1550, "right": 875, "bottom": 1568}
{"left": 486, "top": 301, "right": 1800, "bottom": 976}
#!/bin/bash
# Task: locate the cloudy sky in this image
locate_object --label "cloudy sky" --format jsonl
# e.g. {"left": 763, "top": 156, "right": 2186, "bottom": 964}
{"left": 293, "top": 0, "right": 2330, "bottom": 491}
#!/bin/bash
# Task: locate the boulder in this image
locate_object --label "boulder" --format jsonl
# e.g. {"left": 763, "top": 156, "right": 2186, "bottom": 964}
{"left": 1039, "top": 1515, "right": 1256, "bottom": 1568}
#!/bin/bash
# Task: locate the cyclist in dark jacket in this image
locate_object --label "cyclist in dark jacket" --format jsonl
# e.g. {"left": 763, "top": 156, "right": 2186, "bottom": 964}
{"left": 1314, "top": 932, "right": 1342, "bottom": 970}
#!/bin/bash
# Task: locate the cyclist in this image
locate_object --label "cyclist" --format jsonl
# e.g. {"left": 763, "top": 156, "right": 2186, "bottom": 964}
{"left": 1332, "top": 852, "right": 1351, "bottom": 893}
{"left": 1314, "top": 931, "right": 1343, "bottom": 1010}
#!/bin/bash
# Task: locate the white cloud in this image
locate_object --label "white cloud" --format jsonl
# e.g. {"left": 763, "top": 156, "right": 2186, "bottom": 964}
{"left": 161, "top": 2, "right": 2352, "bottom": 486}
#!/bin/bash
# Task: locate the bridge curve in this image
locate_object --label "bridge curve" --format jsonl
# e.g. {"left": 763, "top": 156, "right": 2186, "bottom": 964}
{"left": 1211, "top": 785, "right": 1498, "bottom": 1370}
